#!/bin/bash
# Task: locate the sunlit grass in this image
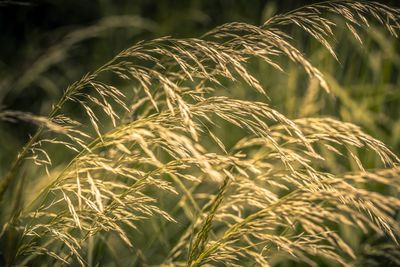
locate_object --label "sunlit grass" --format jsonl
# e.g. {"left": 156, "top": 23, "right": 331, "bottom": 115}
{"left": 0, "top": 1, "right": 400, "bottom": 266}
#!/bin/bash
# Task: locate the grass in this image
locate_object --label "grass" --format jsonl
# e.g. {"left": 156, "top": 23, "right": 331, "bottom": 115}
{"left": 0, "top": 1, "right": 400, "bottom": 266}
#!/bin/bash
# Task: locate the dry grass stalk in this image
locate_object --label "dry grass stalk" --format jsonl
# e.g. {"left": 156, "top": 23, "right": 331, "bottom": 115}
{"left": 0, "top": 1, "right": 399, "bottom": 266}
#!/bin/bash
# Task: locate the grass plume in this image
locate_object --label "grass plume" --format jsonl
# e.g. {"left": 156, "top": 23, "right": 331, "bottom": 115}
{"left": 0, "top": 1, "right": 400, "bottom": 266}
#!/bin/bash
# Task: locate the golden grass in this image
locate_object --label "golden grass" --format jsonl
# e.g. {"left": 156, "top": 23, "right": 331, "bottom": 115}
{"left": 0, "top": 1, "right": 399, "bottom": 266}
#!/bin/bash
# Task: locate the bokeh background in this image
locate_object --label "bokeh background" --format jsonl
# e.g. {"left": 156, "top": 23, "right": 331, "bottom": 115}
{"left": 1, "top": 1, "right": 400, "bottom": 265}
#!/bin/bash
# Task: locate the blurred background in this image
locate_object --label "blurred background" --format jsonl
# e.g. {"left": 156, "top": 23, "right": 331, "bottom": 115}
{"left": 0, "top": 0, "right": 400, "bottom": 265}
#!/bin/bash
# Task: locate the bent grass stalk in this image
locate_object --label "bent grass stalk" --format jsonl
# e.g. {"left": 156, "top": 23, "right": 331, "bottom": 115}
{"left": 0, "top": 1, "right": 400, "bottom": 266}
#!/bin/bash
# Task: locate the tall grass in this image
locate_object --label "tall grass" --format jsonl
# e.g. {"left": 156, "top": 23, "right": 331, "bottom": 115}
{"left": 0, "top": 1, "right": 399, "bottom": 266}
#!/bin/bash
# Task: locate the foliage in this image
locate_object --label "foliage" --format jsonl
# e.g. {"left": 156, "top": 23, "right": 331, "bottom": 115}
{"left": 0, "top": 1, "right": 400, "bottom": 266}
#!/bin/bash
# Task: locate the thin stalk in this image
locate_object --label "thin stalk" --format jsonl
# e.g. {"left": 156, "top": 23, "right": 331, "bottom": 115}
{"left": 189, "top": 188, "right": 302, "bottom": 267}
{"left": 0, "top": 57, "right": 116, "bottom": 203}
{"left": 0, "top": 128, "right": 43, "bottom": 203}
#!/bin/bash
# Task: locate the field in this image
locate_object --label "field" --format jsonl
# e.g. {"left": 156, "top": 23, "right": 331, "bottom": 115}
{"left": 0, "top": 1, "right": 400, "bottom": 266}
